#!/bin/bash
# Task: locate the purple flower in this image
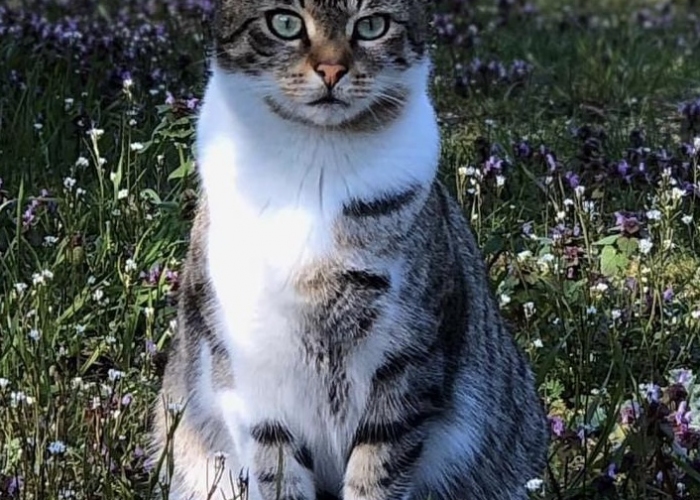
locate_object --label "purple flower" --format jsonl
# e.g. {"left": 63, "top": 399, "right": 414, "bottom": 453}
{"left": 121, "top": 393, "right": 133, "bottom": 407}
{"left": 6, "top": 475, "right": 23, "bottom": 496}
{"left": 565, "top": 171, "right": 580, "bottom": 189}
{"left": 614, "top": 211, "right": 640, "bottom": 236}
{"left": 145, "top": 339, "right": 157, "bottom": 357}
{"left": 549, "top": 415, "right": 565, "bottom": 437}
{"left": 663, "top": 286, "right": 674, "bottom": 302}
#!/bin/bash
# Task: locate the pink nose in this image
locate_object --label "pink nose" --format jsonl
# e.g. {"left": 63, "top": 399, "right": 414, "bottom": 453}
{"left": 314, "top": 63, "right": 348, "bottom": 88}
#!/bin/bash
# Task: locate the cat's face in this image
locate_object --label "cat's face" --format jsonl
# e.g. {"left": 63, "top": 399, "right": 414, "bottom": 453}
{"left": 214, "top": 0, "right": 428, "bottom": 130}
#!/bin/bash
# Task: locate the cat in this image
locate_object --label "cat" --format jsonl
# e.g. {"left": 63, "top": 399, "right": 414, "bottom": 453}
{"left": 149, "top": 1, "right": 549, "bottom": 499}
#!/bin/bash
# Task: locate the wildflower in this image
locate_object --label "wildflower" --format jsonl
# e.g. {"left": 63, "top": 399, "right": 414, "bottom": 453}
{"left": 619, "top": 400, "right": 641, "bottom": 424}
{"left": 118, "top": 189, "right": 129, "bottom": 200}
{"left": 531, "top": 338, "right": 543, "bottom": 349}
{"left": 130, "top": 142, "right": 144, "bottom": 152}
{"left": 611, "top": 309, "right": 622, "bottom": 320}
{"left": 7, "top": 476, "right": 23, "bottom": 495}
{"left": 48, "top": 440, "right": 67, "bottom": 455}
{"left": 121, "top": 394, "right": 133, "bottom": 406}
{"left": 34, "top": 123, "right": 43, "bottom": 131}
{"left": 14, "top": 282, "right": 28, "bottom": 294}
{"left": 0, "top": 378, "right": 9, "bottom": 389}
{"left": 523, "top": 302, "right": 536, "bottom": 319}
{"left": 63, "top": 177, "right": 76, "bottom": 190}
{"left": 75, "top": 324, "right": 86, "bottom": 334}
{"left": 691, "top": 309, "right": 700, "bottom": 320}
{"left": 646, "top": 209, "right": 662, "bottom": 221}
{"left": 639, "top": 238, "right": 653, "bottom": 255}
{"left": 92, "top": 289, "right": 104, "bottom": 302}
{"left": 663, "top": 286, "right": 674, "bottom": 302}
{"left": 143, "top": 306, "right": 155, "bottom": 318}
{"left": 549, "top": 416, "right": 565, "bottom": 437}
{"left": 586, "top": 306, "right": 597, "bottom": 315}
{"left": 43, "top": 235, "right": 59, "bottom": 246}
{"left": 107, "top": 369, "right": 124, "bottom": 381}
{"left": 88, "top": 128, "right": 104, "bottom": 140}
{"left": 574, "top": 185, "right": 585, "bottom": 197}
{"left": 640, "top": 382, "right": 661, "bottom": 403}
{"left": 28, "top": 328, "right": 41, "bottom": 341}
{"left": 525, "top": 478, "right": 544, "bottom": 492}
{"left": 681, "top": 214, "right": 693, "bottom": 224}
{"left": 125, "top": 258, "right": 137, "bottom": 272}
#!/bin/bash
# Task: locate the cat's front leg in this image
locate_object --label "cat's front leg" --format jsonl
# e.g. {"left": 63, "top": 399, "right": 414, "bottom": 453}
{"left": 343, "top": 408, "right": 430, "bottom": 500}
{"left": 247, "top": 420, "right": 316, "bottom": 500}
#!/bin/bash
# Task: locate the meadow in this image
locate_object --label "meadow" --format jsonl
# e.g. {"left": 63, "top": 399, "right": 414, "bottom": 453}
{"left": 1, "top": 0, "right": 699, "bottom": 498}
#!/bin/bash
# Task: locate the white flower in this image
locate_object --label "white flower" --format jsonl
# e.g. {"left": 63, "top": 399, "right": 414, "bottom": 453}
{"left": 128, "top": 119, "right": 137, "bottom": 127}
{"left": 130, "top": 142, "right": 144, "bottom": 152}
{"left": 64, "top": 97, "right": 74, "bottom": 110}
{"left": 63, "top": 177, "right": 76, "bottom": 190}
{"left": 48, "top": 440, "right": 67, "bottom": 455}
{"left": 563, "top": 198, "right": 574, "bottom": 207}
{"left": 574, "top": 185, "right": 585, "bottom": 197}
{"left": 34, "top": 123, "right": 43, "bottom": 131}
{"left": 525, "top": 478, "right": 544, "bottom": 492}
{"left": 87, "top": 275, "right": 97, "bottom": 285}
{"left": 71, "top": 377, "right": 84, "bottom": 390}
{"left": 611, "top": 309, "right": 622, "bottom": 320}
{"left": 107, "top": 369, "right": 124, "bottom": 381}
{"left": 42, "top": 269, "right": 54, "bottom": 280}
{"left": 105, "top": 335, "right": 116, "bottom": 345}
{"left": 531, "top": 338, "right": 544, "bottom": 349}
{"left": 117, "top": 189, "right": 129, "bottom": 200}
{"left": 0, "top": 378, "right": 9, "bottom": 389}
{"left": 517, "top": 250, "right": 532, "bottom": 262}
{"left": 28, "top": 328, "right": 41, "bottom": 341}
{"left": 495, "top": 175, "right": 506, "bottom": 187}
{"left": 76, "top": 187, "right": 86, "bottom": 197}
{"left": 639, "top": 239, "right": 653, "bottom": 255}
{"left": 143, "top": 307, "right": 155, "bottom": 318}
{"left": 88, "top": 128, "right": 104, "bottom": 140}
{"left": 593, "top": 283, "right": 608, "bottom": 293}
{"left": 646, "top": 209, "right": 662, "bottom": 221}
{"left": 671, "top": 188, "right": 685, "bottom": 201}
{"left": 75, "top": 324, "right": 86, "bottom": 334}
{"left": 555, "top": 210, "right": 566, "bottom": 221}
{"left": 499, "top": 294, "right": 511, "bottom": 307}
{"left": 124, "top": 258, "right": 137, "bottom": 272}
{"left": 92, "top": 289, "right": 104, "bottom": 302}
{"left": 43, "top": 236, "right": 59, "bottom": 247}
{"left": 586, "top": 306, "right": 597, "bottom": 315}
{"left": 75, "top": 156, "right": 89, "bottom": 168}
{"left": 681, "top": 215, "right": 693, "bottom": 225}
{"left": 14, "top": 282, "right": 28, "bottom": 294}
{"left": 691, "top": 310, "right": 700, "bottom": 320}
{"left": 523, "top": 302, "right": 536, "bottom": 319}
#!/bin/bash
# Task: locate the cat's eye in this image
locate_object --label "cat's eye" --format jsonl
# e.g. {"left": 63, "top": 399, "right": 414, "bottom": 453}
{"left": 266, "top": 10, "right": 305, "bottom": 40}
{"left": 354, "top": 15, "right": 390, "bottom": 41}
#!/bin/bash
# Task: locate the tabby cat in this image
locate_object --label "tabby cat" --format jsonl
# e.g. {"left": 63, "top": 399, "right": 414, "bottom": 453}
{"left": 150, "top": 1, "right": 549, "bottom": 499}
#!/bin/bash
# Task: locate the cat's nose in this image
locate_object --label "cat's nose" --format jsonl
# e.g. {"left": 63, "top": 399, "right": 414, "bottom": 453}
{"left": 314, "top": 63, "right": 348, "bottom": 88}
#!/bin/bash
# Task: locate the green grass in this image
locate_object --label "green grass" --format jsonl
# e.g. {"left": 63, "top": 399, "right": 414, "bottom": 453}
{"left": 1, "top": 0, "right": 700, "bottom": 498}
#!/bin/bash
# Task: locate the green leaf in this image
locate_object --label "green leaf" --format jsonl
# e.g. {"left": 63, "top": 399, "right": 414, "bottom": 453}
{"left": 600, "top": 245, "right": 627, "bottom": 277}
{"left": 616, "top": 236, "right": 639, "bottom": 256}
{"left": 168, "top": 159, "right": 195, "bottom": 180}
{"left": 593, "top": 234, "right": 620, "bottom": 246}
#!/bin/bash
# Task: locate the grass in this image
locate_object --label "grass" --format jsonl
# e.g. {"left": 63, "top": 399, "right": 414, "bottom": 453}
{"left": 1, "top": 0, "right": 700, "bottom": 498}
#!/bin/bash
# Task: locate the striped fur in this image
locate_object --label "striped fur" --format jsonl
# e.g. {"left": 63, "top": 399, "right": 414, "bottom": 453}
{"left": 150, "top": 1, "right": 548, "bottom": 499}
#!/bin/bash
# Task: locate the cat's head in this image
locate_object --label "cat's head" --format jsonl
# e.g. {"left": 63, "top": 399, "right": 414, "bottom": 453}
{"left": 213, "top": 0, "right": 429, "bottom": 130}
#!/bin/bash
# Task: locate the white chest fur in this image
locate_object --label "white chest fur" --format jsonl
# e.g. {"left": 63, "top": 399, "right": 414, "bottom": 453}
{"left": 194, "top": 61, "right": 440, "bottom": 481}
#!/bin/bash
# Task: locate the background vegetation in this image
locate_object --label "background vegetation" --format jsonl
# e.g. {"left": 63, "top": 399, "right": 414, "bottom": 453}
{"left": 1, "top": 0, "right": 699, "bottom": 498}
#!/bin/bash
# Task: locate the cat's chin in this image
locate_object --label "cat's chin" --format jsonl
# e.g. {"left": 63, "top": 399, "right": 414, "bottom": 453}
{"left": 263, "top": 96, "right": 365, "bottom": 129}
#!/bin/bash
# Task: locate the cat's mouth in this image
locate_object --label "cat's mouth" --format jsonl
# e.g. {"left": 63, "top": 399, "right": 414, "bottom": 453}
{"left": 307, "top": 95, "right": 350, "bottom": 107}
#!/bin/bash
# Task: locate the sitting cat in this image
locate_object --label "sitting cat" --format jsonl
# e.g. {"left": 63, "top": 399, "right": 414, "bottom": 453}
{"left": 150, "top": 1, "right": 549, "bottom": 499}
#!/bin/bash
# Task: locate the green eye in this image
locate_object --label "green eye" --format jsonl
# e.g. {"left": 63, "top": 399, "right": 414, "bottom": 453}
{"left": 266, "top": 10, "right": 304, "bottom": 40}
{"left": 354, "top": 15, "right": 390, "bottom": 41}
